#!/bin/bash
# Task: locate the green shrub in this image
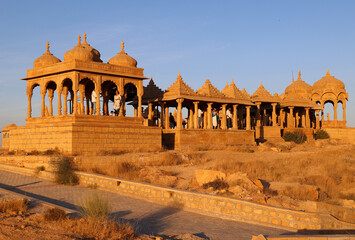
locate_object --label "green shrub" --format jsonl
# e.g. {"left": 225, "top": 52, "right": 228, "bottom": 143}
{"left": 51, "top": 157, "right": 79, "bottom": 185}
{"left": 80, "top": 194, "right": 111, "bottom": 220}
{"left": 315, "top": 129, "right": 330, "bottom": 140}
{"left": 283, "top": 130, "right": 307, "bottom": 144}
{"left": 203, "top": 177, "right": 229, "bottom": 191}
{"left": 43, "top": 207, "right": 67, "bottom": 221}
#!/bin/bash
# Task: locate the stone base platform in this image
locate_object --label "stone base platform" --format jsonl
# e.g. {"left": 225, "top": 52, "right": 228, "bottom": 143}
{"left": 162, "top": 129, "right": 255, "bottom": 150}
{"left": 2, "top": 115, "right": 162, "bottom": 155}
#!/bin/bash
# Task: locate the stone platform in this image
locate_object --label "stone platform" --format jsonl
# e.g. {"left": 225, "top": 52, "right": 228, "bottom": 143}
{"left": 2, "top": 115, "right": 162, "bottom": 155}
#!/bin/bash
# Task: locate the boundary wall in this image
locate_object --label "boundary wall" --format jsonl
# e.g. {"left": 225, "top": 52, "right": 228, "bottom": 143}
{"left": 324, "top": 128, "right": 355, "bottom": 144}
{"left": 162, "top": 129, "right": 255, "bottom": 150}
{"left": 0, "top": 161, "right": 354, "bottom": 232}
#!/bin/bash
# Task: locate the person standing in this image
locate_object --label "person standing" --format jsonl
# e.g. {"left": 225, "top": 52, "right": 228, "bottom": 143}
{"left": 226, "top": 107, "right": 232, "bottom": 129}
{"left": 212, "top": 108, "right": 219, "bottom": 129}
{"left": 198, "top": 108, "right": 203, "bottom": 128}
{"left": 91, "top": 90, "right": 97, "bottom": 115}
{"left": 113, "top": 90, "right": 121, "bottom": 116}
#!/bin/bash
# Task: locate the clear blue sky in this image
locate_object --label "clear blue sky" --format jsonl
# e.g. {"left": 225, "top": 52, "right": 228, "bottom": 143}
{"left": 0, "top": 0, "right": 354, "bottom": 135}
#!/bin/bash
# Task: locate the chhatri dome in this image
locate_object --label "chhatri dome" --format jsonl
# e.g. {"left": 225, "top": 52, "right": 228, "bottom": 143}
{"left": 313, "top": 69, "right": 345, "bottom": 91}
{"left": 33, "top": 42, "right": 61, "bottom": 68}
{"left": 63, "top": 35, "right": 94, "bottom": 62}
{"left": 81, "top": 32, "right": 102, "bottom": 62}
{"left": 108, "top": 41, "right": 137, "bottom": 67}
{"left": 284, "top": 70, "right": 312, "bottom": 99}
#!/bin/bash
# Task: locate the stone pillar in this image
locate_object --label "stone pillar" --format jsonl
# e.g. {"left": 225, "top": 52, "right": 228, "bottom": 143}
{"left": 239, "top": 108, "right": 244, "bottom": 129}
{"left": 315, "top": 109, "right": 320, "bottom": 129}
{"left": 221, "top": 104, "right": 227, "bottom": 130}
{"left": 246, "top": 106, "right": 251, "bottom": 130}
{"left": 280, "top": 109, "right": 284, "bottom": 128}
{"left": 193, "top": 101, "right": 199, "bottom": 129}
{"left": 160, "top": 102, "right": 165, "bottom": 128}
{"left": 176, "top": 99, "right": 184, "bottom": 129}
{"left": 321, "top": 101, "right": 325, "bottom": 121}
{"left": 27, "top": 93, "right": 32, "bottom": 119}
{"left": 188, "top": 108, "right": 193, "bottom": 129}
{"left": 63, "top": 87, "right": 68, "bottom": 116}
{"left": 233, "top": 104, "right": 238, "bottom": 129}
{"left": 203, "top": 111, "right": 207, "bottom": 129}
{"left": 138, "top": 94, "right": 142, "bottom": 117}
{"left": 57, "top": 89, "right": 62, "bottom": 116}
{"left": 119, "top": 95, "right": 124, "bottom": 117}
{"left": 73, "top": 87, "right": 78, "bottom": 115}
{"left": 48, "top": 89, "right": 54, "bottom": 117}
{"left": 263, "top": 108, "right": 267, "bottom": 126}
{"left": 41, "top": 89, "right": 46, "bottom": 117}
{"left": 134, "top": 106, "right": 138, "bottom": 117}
{"left": 256, "top": 102, "right": 261, "bottom": 127}
{"left": 288, "top": 107, "right": 294, "bottom": 128}
{"left": 207, "top": 103, "right": 212, "bottom": 129}
{"left": 165, "top": 106, "right": 170, "bottom": 130}
{"left": 148, "top": 103, "right": 153, "bottom": 125}
{"left": 295, "top": 111, "right": 299, "bottom": 128}
{"left": 305, "top": 108, "right": 310, "bottom": 128}
{"left": 271, "top": 103, "right": 277, "bottom": 127}
{"left": 95, "top": 85, "right": 101, "bottom": 116}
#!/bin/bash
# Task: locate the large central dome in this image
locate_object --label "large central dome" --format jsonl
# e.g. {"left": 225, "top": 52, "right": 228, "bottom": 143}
{"left": 284, "top": 70, "right": 312, "bottom": 99}
{"left": 108, "top": 41, "right": 137, "bottom": 67}
{"left": 63, "top": 35, "right": 94, "bottom": 62}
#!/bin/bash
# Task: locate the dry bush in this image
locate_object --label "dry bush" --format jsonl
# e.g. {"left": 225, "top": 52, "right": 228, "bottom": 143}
{"left": 43, "top": 147, "right": 61, "bottom": 156}
{"left": 203, "top": 177, "right": 229, "bottom": 191}
{"left": 51, "top": 156, "right": 79, "bottom": 185}
{"left": 80, "top": 194, "right": 111, "bottom": 220}
{"left": 144, "top": 152, "right": 184, "bottom": 166}
{"left": 28, "top": 150, "right": 41, "bottom": 155}
{"left": 43, "top": 207, "right": 67, "bottom": 221}
{"left": 0, "top": 198, "right": 28, "bottom": 214}
{"left": 62, "top": 218, "right": 138, "bottom": 240}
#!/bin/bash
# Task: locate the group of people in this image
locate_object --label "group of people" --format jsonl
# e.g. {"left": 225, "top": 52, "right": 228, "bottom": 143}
{"left": 92, "top": 90, "right": 122, "bottom": 116}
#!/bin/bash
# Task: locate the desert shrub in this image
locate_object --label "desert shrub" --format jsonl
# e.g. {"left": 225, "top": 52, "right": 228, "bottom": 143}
{"left": 283, "top": 130, "right": 307, "bottom": 144}
{"left": 63, "top": 218, "right": 137, "bottom": 240}
{"left": 28, "top": 150, "right": 41, "bottom": 155}
{"left": 203, "top": 177, "right": 229, "bottom": 191}
{"left": 315, "top": 129, "right": 330, "bottom": 140}
{"left": 51, "top": 157, "right": 79, "bottom": 185}
{"left": 80, "top": 194, "right": 111, "bottom": 220}
{"left": 43, "top": 147, "right": 61, "bottom": 156}
{"left": 237, "top": 146, "right": 254, "bottom": 153}
{"left": 0, "top": 198, "right": 28, "bottom": 213}
{"left": 34, "top": 165, "right": 45, "bottom": 175}
{"left": 7, "top": 151, "right": 15, "bottom": 155}
{"left": 43, "top": 207, "right": 67, "bottom": 221}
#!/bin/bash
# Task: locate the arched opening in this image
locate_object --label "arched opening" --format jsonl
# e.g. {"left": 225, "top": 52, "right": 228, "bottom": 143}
{"left": 62, "top": 79, "right": 73, "bottom": 115}
{"left": 78, "top": 78, "right": 95, "bottom": 115}
{"left": 31, "top": 84, "right": 41, "bottom": 118}
{"left": 323, "top": 100, "right": 334, "bottom": 121}
{"left": 45, "top": 81, "right": 57, "bottom": 116}
{"left": 123, "top": 83, "right": 137, "bottom": 117}
{"left": 337, "top": 101, "right": 343, "bottom": 121}
{"left": 101, "top": 80, "right": 118, "bottom": 116}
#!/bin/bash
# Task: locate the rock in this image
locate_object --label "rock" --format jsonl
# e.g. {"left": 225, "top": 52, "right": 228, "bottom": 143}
{"left": 173, "top": 233, "right": 209, "bottom": 240}
{"left": 195, "top": 169, "right": 226, "bottom": 186}
{"left": 339, "top": 199, "right": 355, "bottom": 209}
{"left": 270, "top": 147, "right": 279, "bottom": 152}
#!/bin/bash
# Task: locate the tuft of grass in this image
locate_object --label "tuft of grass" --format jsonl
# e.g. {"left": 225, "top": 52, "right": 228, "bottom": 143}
{"left": 0, "top": 198, "right": 28, "bottom": 214}
{"left": 203, "top": 177, "right": 229, "bottom": 191}
{"left": 34, "top": 165, "right": 45, "bottom": 175}
{"left": 62, "top": 218, "right": 137, "bottom": 240}
{"left": 80, "top": 194, "right": 111, "bottom": 220}
{"left": 43, "top": 207, "right": 67, "bottom": 221}
{"left": 51, "top": 157, "right": 79, "bottom": 185}
{"left": 283, "top": 130, "right": 307, "bottom": 144}
{"left": 43, "top": 147, "right": 61, "bottom": 156}
{"left": 315, "top": 129, "right": 330, "bottom": 140}
{"left": 237, "top": 146, "right": 254, "bottom": 153}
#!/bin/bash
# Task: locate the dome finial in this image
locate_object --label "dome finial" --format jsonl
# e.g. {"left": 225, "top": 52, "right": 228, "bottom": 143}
{"left": 292, "top": 76, "right": 294, "bottom": 83}
{"left": 326, "top": 69, "right": 330, "bottom": 76}
{"left": 121, "top": 41, "right": 125, "bottom": 52}
{"left": 231, "top": 78, "right": 234, "bottom": 84}
{"left": 298, "top": 70, "right": 301, "bottom": 79}
{"left": 77, "top": 35, "right": 81, "bottom": 46}
{"left": 177, "top": 70, "right": 182, "bottom": 80}
{"left": 46, "top": 41, "right": 50, "bottom": 53}
{"left": 83, "top": 32, "right": 87, "bottom": 44}
{"left": 151, "top": 75, "right": 153, "bottom": 80}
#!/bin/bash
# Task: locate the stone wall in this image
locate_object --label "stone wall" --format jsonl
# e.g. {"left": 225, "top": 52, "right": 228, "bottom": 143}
{"left": 324, "top": 127, "right": 355, "bottom": 144}
{"left": 252, "top": 235, "right": 355, "bottom": 240}
{"left": 4, "top": 115, "right": 162, "bottom": 155}
{"left": 163, "top": 129, "right": 255, "bottom": 150}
